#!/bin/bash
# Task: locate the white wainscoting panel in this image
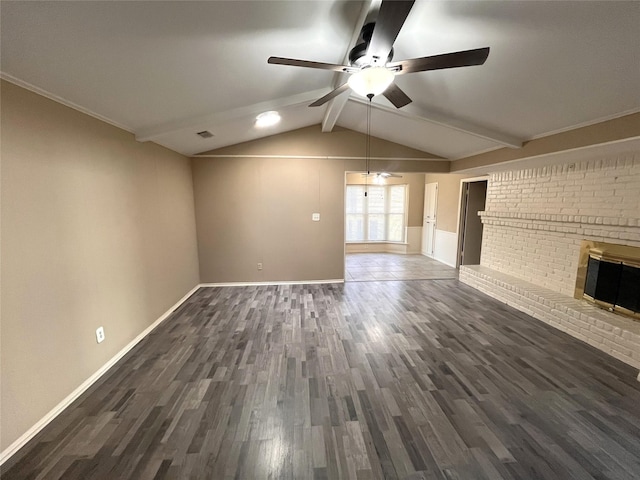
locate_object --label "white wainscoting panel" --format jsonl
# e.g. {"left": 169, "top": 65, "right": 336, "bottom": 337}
{"left": 433, "top": 229, "right": 458, "bottom": 267}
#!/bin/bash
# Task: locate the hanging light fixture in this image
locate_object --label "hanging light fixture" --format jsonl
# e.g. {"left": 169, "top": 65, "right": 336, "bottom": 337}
{"left": 347, "top": 67, "right": 394, "bottom": 98}
{"left": 373, "top": 173, "right": 385, "bottom": 185}
{"left": 348, "top": 67, "right": 394, "bottom": 199}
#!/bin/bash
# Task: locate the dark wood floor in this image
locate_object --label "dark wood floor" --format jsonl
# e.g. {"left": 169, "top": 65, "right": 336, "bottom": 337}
{"left": 4, "top": 280, "right": 640, "bottom": 479}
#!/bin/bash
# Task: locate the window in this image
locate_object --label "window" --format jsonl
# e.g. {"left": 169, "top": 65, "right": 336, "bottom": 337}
{"left": 346, "top": 184, "right": 407, "bottom": 242}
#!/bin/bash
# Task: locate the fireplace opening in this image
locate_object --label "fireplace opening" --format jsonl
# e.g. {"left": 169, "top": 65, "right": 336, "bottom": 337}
{"left": 583, "top": 250, "right": 640, "bottom": 320}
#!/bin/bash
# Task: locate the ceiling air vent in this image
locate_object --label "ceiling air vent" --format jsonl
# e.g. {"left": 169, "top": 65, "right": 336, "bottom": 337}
{"left": 196, "top": 130, "right": 214, "bottom": 139}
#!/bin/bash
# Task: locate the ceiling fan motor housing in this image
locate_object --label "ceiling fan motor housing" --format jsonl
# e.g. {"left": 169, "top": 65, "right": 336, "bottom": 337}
{"left": 349, "top": 23, "right": 394, "bottom": 68}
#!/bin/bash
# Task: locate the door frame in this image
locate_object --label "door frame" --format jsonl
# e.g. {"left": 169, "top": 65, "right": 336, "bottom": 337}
{"left": 422, "top": 182, "right": 438, "bottom": 257}
{"left": 455, "top": 176, "right": 489, "bottom": 268}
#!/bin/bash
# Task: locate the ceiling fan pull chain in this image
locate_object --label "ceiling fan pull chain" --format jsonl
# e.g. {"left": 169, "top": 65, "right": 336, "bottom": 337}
{"left": 367, "top": 96, "right": 371, "bottom": 175}
{"left": 365, "top": 95, "right": 373, "bottom": 197}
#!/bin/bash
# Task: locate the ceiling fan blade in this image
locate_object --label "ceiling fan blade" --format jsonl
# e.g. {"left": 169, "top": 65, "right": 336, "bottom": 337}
{"left": 367, "top": 0, "right": 415, "bottom": 62}
{"left": 383, "top": 82, "right": 412, "bottom": 108}
{"left": 389, "top": 47, "right": 490, "bottom": 75}
{"left": 268, "top": 56, "right": 355, "bottom": 73}
{"left": 309, "top": 83, "right": 351, "bottom": 107}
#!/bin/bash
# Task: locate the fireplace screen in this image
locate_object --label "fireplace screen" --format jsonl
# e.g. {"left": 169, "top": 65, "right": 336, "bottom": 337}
{"left": 583, "top": 254, "right": 640, "bottom": 318}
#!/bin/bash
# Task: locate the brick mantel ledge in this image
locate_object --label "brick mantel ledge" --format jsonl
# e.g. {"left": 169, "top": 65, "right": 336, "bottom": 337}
{"left": 478, "top": 212, "right": 640, "bottom": 244}
{"left": 479, "top": 211, "right": 640, "bottom": 228}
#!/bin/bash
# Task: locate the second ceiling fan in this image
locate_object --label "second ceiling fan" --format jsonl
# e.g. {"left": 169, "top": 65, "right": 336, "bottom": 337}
{"left": 268, "top": 0, "right": 490, "bottom": 109}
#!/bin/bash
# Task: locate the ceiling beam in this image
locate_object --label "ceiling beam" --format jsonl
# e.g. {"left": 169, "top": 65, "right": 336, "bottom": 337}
{"left": 321, "top": 89, "right": 351, "bottom": 133}
{"left": 452, "top": 113, "right": 640, "bottom": 172}
{"left": 321, "top": 0, "right": 377, "bottom": 133}
{"left": 350, "top": 97, "right": 524, "bottom": 149}
{"left": 136, "top": 88, "right": 331, "bottom": 142}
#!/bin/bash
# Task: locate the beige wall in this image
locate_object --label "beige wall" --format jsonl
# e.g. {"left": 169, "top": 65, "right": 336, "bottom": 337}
{"left": 193, "top": 127, "right": 442, "bottom": 283}
{"left": 1, "top": 81, "right": 200, "bottom": 452}
{"left": 193, "top": 156, "right": 345, "bottom": 282}
{"left": 198, "top": 125, "right": 444, "bottom": 161}
{"left": 345, "top": 173, "right": 425, "bottom": 227}
{"left": 424, "top": 173, "right": 471, "bottom": 233}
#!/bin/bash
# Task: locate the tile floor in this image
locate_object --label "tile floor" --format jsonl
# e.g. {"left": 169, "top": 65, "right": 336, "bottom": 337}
{"left": 345, "top": 252, "right": 458, "bottom": 281}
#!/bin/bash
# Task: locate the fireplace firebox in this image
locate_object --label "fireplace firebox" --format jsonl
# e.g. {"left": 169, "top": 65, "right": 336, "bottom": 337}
{"left": 583, "top": 250, "right": 640, "bottom": 318}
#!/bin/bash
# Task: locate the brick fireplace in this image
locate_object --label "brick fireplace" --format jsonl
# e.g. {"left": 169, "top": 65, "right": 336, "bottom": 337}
{"left": 459, "top": 149, "right": 640, "bottom": 374}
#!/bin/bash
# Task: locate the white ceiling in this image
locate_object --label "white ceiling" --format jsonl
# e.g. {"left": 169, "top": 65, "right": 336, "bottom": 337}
{"left": 2, "top": 1, "right": 639, "bottom": 159}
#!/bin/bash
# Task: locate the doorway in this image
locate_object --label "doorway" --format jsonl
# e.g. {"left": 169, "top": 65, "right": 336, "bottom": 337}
{"left": 344, "top": 173, "right": 457, "bottom": 281}
{"left": 457, "top": 179, "right": 488, "bottom": 266}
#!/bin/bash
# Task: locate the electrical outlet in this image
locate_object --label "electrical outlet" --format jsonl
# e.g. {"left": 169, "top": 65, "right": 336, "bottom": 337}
{"left": 96, "top": 326, "right": 105, "bottom": 344}
{"left": 257, "top": 263, "right": 263, "bottom": 270}
{"left": 312, "top": 213, "right": 320, "bottom": 221}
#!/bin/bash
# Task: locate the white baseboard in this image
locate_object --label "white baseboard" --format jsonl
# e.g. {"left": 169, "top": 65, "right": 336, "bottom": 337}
{"left": 433, "top": 230, "right": 458, "bottom": 268}
{"left": 0, "top": 277, "right": 350, "bottom": 465}
{"left": 0, "top": 284, "right": 201, "bottom": 466}
{"left": 201, "top": 279, "right": 344, "bottom": 287}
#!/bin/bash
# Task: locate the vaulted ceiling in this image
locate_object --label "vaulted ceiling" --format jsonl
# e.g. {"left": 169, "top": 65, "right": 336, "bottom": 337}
{"left": 2, "top": 1, "right": 639, "bottom": 160}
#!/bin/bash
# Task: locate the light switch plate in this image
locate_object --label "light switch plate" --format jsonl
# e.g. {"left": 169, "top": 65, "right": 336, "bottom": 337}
{"left": 312, "top": 213, "right": 320, "bottom": 221}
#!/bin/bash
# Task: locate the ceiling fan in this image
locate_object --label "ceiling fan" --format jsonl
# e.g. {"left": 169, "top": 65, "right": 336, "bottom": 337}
{"left": 362, "top": 172, "right": 402, "bottom": 178}
{"left": 363, "top": 172, "right": 403, "bottom": 184}
{"left": 268, "top": 0, "right": 490, "bottom": 109}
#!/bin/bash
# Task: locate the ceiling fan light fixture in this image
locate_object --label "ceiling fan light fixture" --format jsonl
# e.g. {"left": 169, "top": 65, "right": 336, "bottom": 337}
{"left": 373, "top": 174, "right": 385, "bottom": 185}
{"left": 255, "top": 111, "right": 281, "bottom": 128}
{"left": 348, "top": 67, "right": 394, "bottom": 97}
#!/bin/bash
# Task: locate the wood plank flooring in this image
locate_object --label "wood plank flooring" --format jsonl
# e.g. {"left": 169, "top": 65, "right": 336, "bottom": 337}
{"left": 3, "top": 280, "right": 640, "bottom": 479}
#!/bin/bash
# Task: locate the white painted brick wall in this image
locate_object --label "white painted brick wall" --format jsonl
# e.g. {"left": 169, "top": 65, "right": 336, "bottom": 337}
{"left": 481, "top": 151, "right": 640, "bottom": 295}
{"left": 461, "top": 148, "right": 640, "bottom": 373}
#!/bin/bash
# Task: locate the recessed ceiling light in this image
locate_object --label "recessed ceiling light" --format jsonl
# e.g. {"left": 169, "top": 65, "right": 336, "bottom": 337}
{"left": 255, "top": 111, "right": 281, "bottom": 128}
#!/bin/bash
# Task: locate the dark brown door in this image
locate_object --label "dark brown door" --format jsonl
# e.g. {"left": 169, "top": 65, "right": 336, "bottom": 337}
{"left": 459, "top": 180, "right": 487, "bottom": 266}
